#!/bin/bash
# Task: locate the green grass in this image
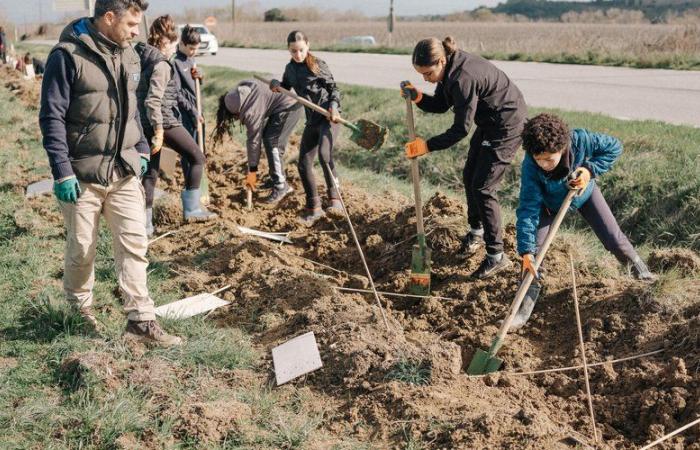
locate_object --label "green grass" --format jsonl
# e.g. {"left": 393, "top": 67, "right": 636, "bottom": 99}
{"left": 219, "top": 41, "right": 700, "bottom": 71}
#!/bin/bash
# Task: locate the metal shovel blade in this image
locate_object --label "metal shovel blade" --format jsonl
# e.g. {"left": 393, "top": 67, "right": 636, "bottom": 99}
{"left": 350, "top": 119, "right": 388, "bottom": 151}
{"left": 467, "top": 348, "right": 504, "bottom": 375}
{"left": 409, "top": 241, "right": 431, "bottom": 296}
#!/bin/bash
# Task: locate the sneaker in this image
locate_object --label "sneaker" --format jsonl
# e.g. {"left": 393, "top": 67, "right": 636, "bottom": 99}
{"left": 299, "top": 207, "right": 325, "bottom": 227}
{"left": 124, "top": 320, "right": 182, "bottom": 347}
{"left": 325, "top": 198, "right": 344, "bottom": 218}
{"left": 263, "top": 184, "right": 293, "bottom": 204}
{"left": 472, "top": 253, "right": 513, "bottom": 279}
{"left": 628, "top": 256, "right": 657, "bottom": 282}
{"left": 457, "top": 231, "right": 484, "bottom": 258}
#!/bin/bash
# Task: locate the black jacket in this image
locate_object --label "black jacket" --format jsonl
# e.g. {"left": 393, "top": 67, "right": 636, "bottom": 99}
{"left": 281, "top": 57, "right": 340, "bottom": 126}
{"left": 417, "top": 50, "right": 527, "bottom": 152}
{"left": 172, "top": 50, "right": 199, "bottom": 124}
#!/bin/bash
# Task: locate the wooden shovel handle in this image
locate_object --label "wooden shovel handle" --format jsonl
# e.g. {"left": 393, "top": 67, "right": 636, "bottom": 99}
{"left": 491, "top": 188, "right": 578, "bottom": 353}
{"left": 253, "top": 75, "right": 353, "bottom": 128}
{"left": 194, "top": 63, "right": 205, "bottom": 154}
{"left": 405, "top": 98, "right": 425, "bottom": 236}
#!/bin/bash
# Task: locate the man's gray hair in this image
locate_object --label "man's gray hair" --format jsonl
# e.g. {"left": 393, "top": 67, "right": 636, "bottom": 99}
{"left": 94, "top": 0, "right": 149, "bottom": 18}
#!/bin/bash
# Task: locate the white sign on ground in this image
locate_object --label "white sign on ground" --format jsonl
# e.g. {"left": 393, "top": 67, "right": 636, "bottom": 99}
{"left": 272, "top": 331, "right": 323, "bottom": 385}
{"left": 25, "top": 179, "right": 53, "bottom": 198}
{"left": 155, "top": 293, "right": 230, "bottom": 319}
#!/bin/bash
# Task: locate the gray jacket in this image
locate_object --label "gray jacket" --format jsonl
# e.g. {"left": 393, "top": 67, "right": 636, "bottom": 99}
{"left": 224, "top": 79, "right": 297, "bottom": 164}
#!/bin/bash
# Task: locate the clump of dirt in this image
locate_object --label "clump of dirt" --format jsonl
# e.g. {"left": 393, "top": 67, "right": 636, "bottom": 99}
{"left": 59, "top": 351, "right": 123, "bottom": 390}
{"left": 174, "top": 399, "right": 252, "bottom": 444}
{"left": 648, "top": 248, "right": 700, "bottom": 276}
{"left": 2, "top": 66, "right": 41, "bottom": 108}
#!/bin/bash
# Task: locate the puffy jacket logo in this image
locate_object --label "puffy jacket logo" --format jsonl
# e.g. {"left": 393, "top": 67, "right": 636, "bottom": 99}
{"left": 131, "top": 73, "right": 140, "bottom": 82}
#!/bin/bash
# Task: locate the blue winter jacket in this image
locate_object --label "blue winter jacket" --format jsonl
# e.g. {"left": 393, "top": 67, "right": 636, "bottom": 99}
{"left": 516, "top": 129, "right": 622, "bottom": 255}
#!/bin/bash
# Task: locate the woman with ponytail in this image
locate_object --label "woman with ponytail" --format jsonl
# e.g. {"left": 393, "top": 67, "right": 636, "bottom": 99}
{"left": 269, "top": 30, "right": 343, "bottom": 226}
{"left": 213, "top": 79, "right": 303, "bottom": 204}
{"left": 135, "top": 15, "right": 216, "bottom": 236}
{"left": 401, "top": 36, "right": 528, "bottom": 279}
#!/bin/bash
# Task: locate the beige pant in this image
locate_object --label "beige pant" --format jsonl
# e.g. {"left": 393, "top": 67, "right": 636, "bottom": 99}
{"left": 59, "top": 174, "right": 155, "bottom": 321}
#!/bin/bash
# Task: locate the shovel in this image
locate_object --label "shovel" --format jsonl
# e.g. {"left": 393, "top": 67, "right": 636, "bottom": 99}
{"left": 194, "top": 63, "right": 211, "bottom": 205}
{"left": 253, "top": 75, "right": 387, "bottom": 151}
{"left": 405, "top": 98, "right": 431, "bottom": 296}
{"left": 467, "top": 187, "right": 579, "bottom": 375}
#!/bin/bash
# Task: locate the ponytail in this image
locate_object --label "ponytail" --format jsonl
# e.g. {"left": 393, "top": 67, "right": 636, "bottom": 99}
{"left": 304, "top": 52, "right": 320, "bottom": 75}
{"left": 412, "top": 36, "right": 458, "bottom": 67}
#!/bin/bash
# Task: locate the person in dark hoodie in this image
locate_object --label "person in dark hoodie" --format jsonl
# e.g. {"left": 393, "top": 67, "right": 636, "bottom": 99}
{"left": 401, "top": 37, "right": 528, "bottom": 279}
{"left": 135, "top": 15, "right": 216, "bottom": 235}
{"left": 172, "top": 25, "right": 204, "bottom": 141}
{"left": 213, "top": 79, "right": 303, "bottom": 204}
{"left": 269, "top": 30, "right": 343, "bottom": 225}
{"left": 38, "top": 0, "right": 181, "bottom": 346}
{"left": 511, "top": 112, "right": 656, "bottom": 329}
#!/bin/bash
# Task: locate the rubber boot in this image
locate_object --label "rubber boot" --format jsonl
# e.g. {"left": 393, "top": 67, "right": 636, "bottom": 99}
{"left": 181, "top": 189, "right": 217, "bottom": 223}
{"left": 145, "top": 207, "right": 154, "bottom": 238}
{"left": 628, "top": 255, "right": 657, "bottom": 281}
{"left": 511, "top": 282, "right": 542, "bottom": 331}
{"left": 325, "top": 197, "right": 344, "bottom": 218}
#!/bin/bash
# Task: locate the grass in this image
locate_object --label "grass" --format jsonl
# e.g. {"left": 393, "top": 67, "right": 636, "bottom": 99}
{"left": 385, "top": 359, "right": 432, "bottom": 386}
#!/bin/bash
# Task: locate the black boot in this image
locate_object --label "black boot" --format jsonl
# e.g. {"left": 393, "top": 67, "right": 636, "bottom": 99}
{"left": 457, "top": 230, "right": 484, "bottom": 258}
{"left": 628, "top": 255, "right": 657, "bottom": 281}
{"left": 511, "top": 282, "right": 542, "bottom": 330}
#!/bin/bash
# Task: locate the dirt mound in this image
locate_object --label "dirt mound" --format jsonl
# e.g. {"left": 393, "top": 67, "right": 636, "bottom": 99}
{"left": 648, "top": 248, "right": 700, "bottom": 276}
{"left": 139, "top": 127, "right": 700, "bottom": 449}
{"left": 59, "top": 351, "right": 123, "bottom": 390}
{"left": 2, "top": 66, "right": 41, "bottom": 108}
{"left": 174, "top": 399, "right": 252, "bottom": 444}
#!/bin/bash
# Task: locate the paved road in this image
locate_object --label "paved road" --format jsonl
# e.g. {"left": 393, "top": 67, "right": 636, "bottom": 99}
{"left": 196, "top": 47, "right": 700, "bottom": 127}
{"left": 31, "top": 41, "right": 699, "bottom": 126}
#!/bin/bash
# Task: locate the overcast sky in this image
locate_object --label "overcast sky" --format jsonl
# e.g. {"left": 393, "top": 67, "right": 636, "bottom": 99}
{"left": 0, "top": 0, "right": 502, "bottom": 25}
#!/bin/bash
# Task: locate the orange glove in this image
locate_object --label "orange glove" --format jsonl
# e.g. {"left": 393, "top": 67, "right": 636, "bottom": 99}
{"left": 151, "top": 128, "right": 164, "bottom": 155}
{"left": 400, "top": 80, "right": 423, "bottom": 103}
{"left": 568, "top": 167, "right": 591, "bottom": 191}
{"left": 521, "top": 254, "right": 539, "bottom": 279}
{"left": 405, "top": 137, "right": 429, "bottom": 159}
{"left": 245, "top": 172, "right": 257, "bottom": 191}
{"left": 191, "top": 67, "right": 204, "bottom": 80}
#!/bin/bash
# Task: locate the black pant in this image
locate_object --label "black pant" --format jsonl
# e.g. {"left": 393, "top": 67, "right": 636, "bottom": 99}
{"left": 262, "top": 105, "right": 303, "bottom": 189}
{"left": 463, "top": 128, "right": 521, "bottom": 255}
{"left": 142, "top": 125, "right": 205, "bottom": 208}
{"left": 536, "top": 184, "right": 636, "bottom": 263}
{"left": 298, "top": 120, "right": 340, "bottom": 209}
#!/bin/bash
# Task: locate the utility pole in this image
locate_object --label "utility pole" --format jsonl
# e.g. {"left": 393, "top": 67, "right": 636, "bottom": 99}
{"left": 231, "top": 0, "right": 236, "bottom": 24}
{"left": 387, "top": 0, "right": 395, "bottom": 47}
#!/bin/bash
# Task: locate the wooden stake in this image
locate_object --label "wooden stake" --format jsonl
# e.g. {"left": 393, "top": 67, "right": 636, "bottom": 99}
{"left": 570, "top": 253, "right": 599, "bottom": 445}
{"left": 639, "top": 417, "right": 700, "bottom": 450}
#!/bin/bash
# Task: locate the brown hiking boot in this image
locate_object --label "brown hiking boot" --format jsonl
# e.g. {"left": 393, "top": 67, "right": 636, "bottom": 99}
{"left": 124, "top": 320, "right": 182, "bottom": 347}
{"left": 78, "top": 306, "right": 100, "bottom": 333}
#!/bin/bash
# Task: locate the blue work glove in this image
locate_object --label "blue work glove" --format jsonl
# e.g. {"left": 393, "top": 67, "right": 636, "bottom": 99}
{"left": 140, "top": 156, "right": 149, "bottom": 177}
{"left": 54, "top": 177, "right": 81, "bottom": 204}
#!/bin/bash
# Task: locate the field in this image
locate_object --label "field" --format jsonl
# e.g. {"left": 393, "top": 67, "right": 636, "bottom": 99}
{"left": 1, "top": 58, "right": 699, "bottom": 449}
{"left": 212, "top": 21, "right": 700, "bottom": 69}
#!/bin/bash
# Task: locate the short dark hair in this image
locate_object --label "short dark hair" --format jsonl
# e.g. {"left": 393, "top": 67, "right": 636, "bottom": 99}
{"left": 521, "top": 113, "right": 571, "bottom": 155}
{"left": 180, "top": 25, "right": 201, "bottom": 45}
{"left": 94, "top": 0, "right": 149, "bottom": 18}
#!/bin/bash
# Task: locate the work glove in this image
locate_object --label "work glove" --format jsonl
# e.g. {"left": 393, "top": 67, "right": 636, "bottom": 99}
{"left": 54, "top": 176, "right": 81, "bottom": 204}
{"left": 151, "top": 128, "right": 164, "bottom": 155}
{"left": 245, "top": 171, "right": 257, "bottom": 191}
{"left": 328, "top": 106, "right": 341, "bottom": 123}
{"left": 405, "top": 137, "right": 429, "bottom": 159}
{"left": 269, "top": 79, "right": 281, "bottom": 92}
{"left": 521, "top": 253, "right": 539, "bottom": 280}
{"left": 191, "top": 67, "right": 204, "bottom": 80}
{"left": 568, "top": 167, "right": 591, "bottom": 191}
{"left": 400, "top": 80, "right": 423, "bottom": 103}
{"left": 140, "top": 156, "right": 149, "bottom": 177}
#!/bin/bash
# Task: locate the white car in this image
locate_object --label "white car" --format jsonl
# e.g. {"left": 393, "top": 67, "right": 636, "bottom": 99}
{"left": 177, "top": 24, "right": 219, "bottom": 56}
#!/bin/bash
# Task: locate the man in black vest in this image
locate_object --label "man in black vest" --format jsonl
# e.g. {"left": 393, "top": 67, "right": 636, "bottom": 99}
{"left": 39, "top": 0, "right": 181, "bottom": 346}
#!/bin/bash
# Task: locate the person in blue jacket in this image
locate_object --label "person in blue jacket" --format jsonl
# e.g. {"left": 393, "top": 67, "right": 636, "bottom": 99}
{"left": 512, "top": 113, "right": 656, "bottom": 329}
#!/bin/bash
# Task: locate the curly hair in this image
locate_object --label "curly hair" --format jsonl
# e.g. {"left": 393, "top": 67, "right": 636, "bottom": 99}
{"left": 521, "top": 113, "right": 570, "bottom": 155}
{"left": 148, "top": 15, "right": 177, "bottom": 48}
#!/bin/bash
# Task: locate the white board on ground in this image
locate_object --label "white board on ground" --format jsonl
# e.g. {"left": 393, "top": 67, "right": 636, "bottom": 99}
{"left": 272, "top": 331, "right": 323, "bottom": 385}
{"left": 155, "top": 293, "right": 230, "bottom": 319}
{"left": 238, "top": 226, "right": 292, "bottom": 244}
{"left": 25, "top": 179, "right": 53, "bottom": 198}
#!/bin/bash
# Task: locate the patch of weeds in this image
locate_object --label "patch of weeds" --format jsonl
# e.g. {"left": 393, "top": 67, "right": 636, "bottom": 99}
{"left": 270, "top": 413, "right": 322, "bottom": 450}
{"left": 385, "top": 359, "right": 431, "bottom": 386}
